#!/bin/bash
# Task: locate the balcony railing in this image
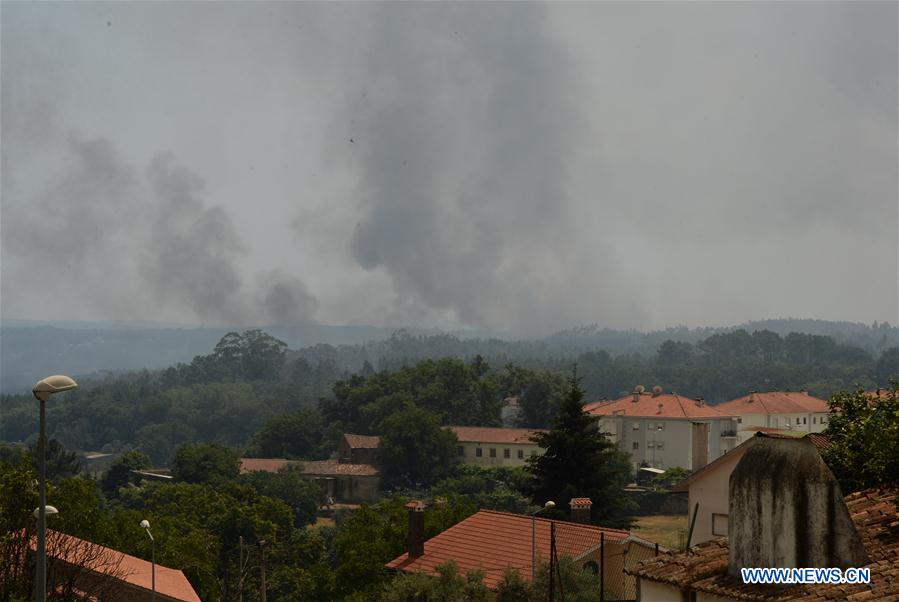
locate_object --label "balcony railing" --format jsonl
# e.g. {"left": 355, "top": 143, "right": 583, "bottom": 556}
{"left": 720, "top": 430, "right": 737, "bottom": 438}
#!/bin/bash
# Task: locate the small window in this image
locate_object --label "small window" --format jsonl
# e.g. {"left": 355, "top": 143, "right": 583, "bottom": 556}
{"left": 490, "top": 448, "right": 496, "bottom": 458}
{"left": 503, "top": 448, "right": 510, "bottom": 458}
{"left": 822, "top": 416, "right": 827, "bottom": 424}
{"left": 476, "top": 448, "right": 483, "bottom": 457}
{"left": 737, "top": 417, "right": 742, "bottom": 424}
{"left": 712, "top": 513, "right": 728, "bottom": 536}
{"left": 647, "top": 442, "right": 654, "bottom": 449}
{"left": 517, "top": 449, "right": 524, "bottom": 459}
{"left": 633, "top": 422, "right": 640, "bottom": 430}
{"left": 785, "top": 418, "right": 791, "bottom": 426}
{"left": 813, "top": 417, "right": 817, "bottom": 424}
{"left": 657, "top": 422, "right": 665, "bottom": 431}
{"left": 647, "top": 422, "right": 654, "bottom": 430}
{"left": 633, "top": 441, "right": 639, "bottom": 450}
{"left": 803, "top": 417, "right": 807, "bottom": 425}
{"left": 457, "top": 446, "right": 464, "bottom": 457}
{"left": 655, "top": 441, "right": 664, "bottom": 450}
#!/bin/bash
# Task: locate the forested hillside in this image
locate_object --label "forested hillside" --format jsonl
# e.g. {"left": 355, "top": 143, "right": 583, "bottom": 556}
{"left": 2, "top": 327, "right": 896, "bottom": 466}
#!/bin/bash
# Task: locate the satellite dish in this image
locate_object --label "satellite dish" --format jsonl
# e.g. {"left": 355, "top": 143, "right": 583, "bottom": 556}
{"left": 634, "top": 385, "right": 645, "bottom": 394}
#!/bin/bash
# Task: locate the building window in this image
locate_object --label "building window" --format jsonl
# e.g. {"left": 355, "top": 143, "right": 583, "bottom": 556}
{"left": 822, "top": 416, "right": 827, "bottom": 424}
{"left": 457, "top": 446, "right": 464, "bottom": 457}
{"left": 490, "top": 448, "right": 496, "bottom": 458}
{"left": 647, "top": 422, "right": 654, "bottom": 430}
{"left": 476, "top": 448, "right": 482, "bottom": 457}
{"left": 737, "top": 417, "right": 742, "bottom": 424}
{"left": 503, "top": 448, "right": 510, "bottom": 458}
{"left": 813, "top": 417, "right": 817, "bottom": 424}
{"left": 633, "top": 422, "right": 640, "bottom": 430}
{"left": 633, "top": 441, "right": 639, "bottom": 450}
{"left": 517, "top": 449, "right": 524, "bottom": 459}
{"left": 712, "top": 513, "right": 728, "bottom": 536}
{"left": 803, "top": 417, "right": 807, "bottom": 425}
{"left": 655, "top": 441, "right": 664, "bottom": 450}
{"left": 657, "top": 422, "right": 665, "bottom": 431}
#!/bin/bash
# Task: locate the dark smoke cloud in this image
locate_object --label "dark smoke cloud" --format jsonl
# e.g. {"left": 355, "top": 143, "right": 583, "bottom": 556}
{"left": 2, "top": 136, "right": 318, "bottom": 326}
{"left": 340, "top": 3, "right": 642, "bottom": 333}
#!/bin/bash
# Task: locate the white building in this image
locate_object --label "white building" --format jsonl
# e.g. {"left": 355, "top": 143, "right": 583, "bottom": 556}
{"left": 450, "top": 426, "right": 546, "bottom": 468}
{"left": 585, "top": 386, "right": 738, "bottom": 471}
{"left": 713, "top": 390, "right": 830, "bottom": 444}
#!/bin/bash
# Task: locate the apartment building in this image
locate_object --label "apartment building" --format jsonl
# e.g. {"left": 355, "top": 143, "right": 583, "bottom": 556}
{"left": 585, "top": 386, "right": 738, "bottom": 471}
{"left": 714, "top": 390, "right": 830, "bottom": 443}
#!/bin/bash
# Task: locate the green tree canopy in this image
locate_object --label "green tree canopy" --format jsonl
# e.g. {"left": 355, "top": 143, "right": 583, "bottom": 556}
{"left": 822, "top": 384, "right": 899, "bottom": 493}
{"left": 378, "top": 407, "right": 459, "bottom": 489}
{"left": 525, "top": 371, "right": 635, "bottom": 528}
{"left": 247, "top": 408, "right": 324, "bottom": 459}
{"left": 100, "top": 450, "right": 151, "bottom": 496}
{"left": 171, "top": 443, "right": 240, "bottom": 485}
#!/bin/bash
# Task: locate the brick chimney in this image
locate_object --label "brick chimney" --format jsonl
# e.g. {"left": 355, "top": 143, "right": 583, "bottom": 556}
{"left": 728, "top": 435, "right": 868, "bottom": 577}
{"left": 405, "top": 501, "right": 426, "bottom": 558}
{"left": 569, "top": 497, "right": 592, "bottom": 524}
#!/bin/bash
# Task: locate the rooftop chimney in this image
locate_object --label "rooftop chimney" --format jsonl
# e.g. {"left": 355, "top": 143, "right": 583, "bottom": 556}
{"left": 632, "top": 385, "right": 645, "bottom": 403}
{"left": 728, "top": 436, "right": 868, "bottom": 577}
{"left": 657, "top": 403, "right": 663, "bottom": 415}
{"left": 569, "top": 497, "right": 592, "bottom": 524}
{"left": 748, "top": 390, "right": 757, "bottom": 403}
{"left": 406, "top": 500, "right": 426, "bottom": 558}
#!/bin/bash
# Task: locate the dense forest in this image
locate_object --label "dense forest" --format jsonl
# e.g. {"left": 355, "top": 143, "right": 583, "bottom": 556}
{"left": 2, "top": 327, "right": 896, "bottom": 466}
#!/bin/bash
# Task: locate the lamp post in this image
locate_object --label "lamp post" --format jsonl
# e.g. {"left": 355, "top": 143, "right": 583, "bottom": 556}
{"left": 531, "top": 500, "right": 555, "bottom": 581}
{"left": 32, "top": 375, "right": 77, "bottom": 602}
{"left": 140, "top": 520, "right": 155, "bottom": 602}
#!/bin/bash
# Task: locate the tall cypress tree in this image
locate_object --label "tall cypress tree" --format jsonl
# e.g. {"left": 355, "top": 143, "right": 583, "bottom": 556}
{"left": 525, "top": 369, "right": 635, "bottom": 527}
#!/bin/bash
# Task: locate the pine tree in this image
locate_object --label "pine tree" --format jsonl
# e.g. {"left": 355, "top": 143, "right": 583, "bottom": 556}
{"left": 525, "top": 369, "right": 635, "bottom": 527}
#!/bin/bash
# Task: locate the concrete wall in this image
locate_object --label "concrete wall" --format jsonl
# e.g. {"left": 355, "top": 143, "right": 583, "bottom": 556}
{"left": 728, "top": 437, "right": 868, "bottom": 576}
{"left": 637, "top": 577, "right": 683, "bottom": 601}
{"left": 457, "top": 441, "right": 541, "bottom": 467}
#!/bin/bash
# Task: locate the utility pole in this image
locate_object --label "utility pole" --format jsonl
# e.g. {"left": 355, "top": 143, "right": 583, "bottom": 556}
{"left": 259, "top": 540, "right": 267, "bottom": 602}
{"left": 238, "top": 536, "right": 244, "bottom": 602}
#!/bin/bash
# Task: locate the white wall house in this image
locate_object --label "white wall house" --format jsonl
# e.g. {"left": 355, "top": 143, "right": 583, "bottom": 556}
{"left": 449, "top": 426, "right": 546, "bottom": 468}
{"left": 585, "top": 386, "right": 738, "bottom": 471}
{"left": 713, "top": 391, "right": 830, "bottom": 444}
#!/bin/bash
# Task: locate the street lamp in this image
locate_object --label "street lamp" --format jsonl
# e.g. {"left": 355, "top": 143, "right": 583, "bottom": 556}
{"left": 32, "top": 506, "right": 58, "bottom": 519}
{"left": 532, "top": 500, "right": 556, "bottom": 580}
{"left": 140, "top": 520, "right": 155, "bottom": 602}
{"left": 32, "top": 374, "right": 77, "bottom": 602}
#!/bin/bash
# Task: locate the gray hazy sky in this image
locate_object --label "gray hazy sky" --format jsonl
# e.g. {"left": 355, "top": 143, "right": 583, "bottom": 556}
{"left": 2, "top": 1, "right": 896, "bottom": 335}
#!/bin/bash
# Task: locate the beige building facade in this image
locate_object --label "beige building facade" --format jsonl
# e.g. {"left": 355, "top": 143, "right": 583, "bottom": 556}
{"left": 449, "top": 426, "right": 545, "bottom": 468}
{"left": 715, "top": 391, "right": 830, "bottom": 444}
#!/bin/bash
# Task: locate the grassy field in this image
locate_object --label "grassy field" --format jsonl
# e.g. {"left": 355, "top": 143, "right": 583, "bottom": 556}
{"left": 632, "top": 514, "right": 689, "bottom": 550}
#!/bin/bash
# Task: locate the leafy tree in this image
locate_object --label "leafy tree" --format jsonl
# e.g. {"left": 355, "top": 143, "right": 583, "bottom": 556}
{"left": 525, "top": 371, "right": 635, "bottom": 527}
{"left": 27, "top": 438, "right": 81, "bottom": 481}
{"left": 875, "top": 347, "right": 899, "bottom": 384}
{"left": 822, "top": 385, "right": 899, "bottom": 493}
{"left": 431, "top": 466, "right": 533, "bottom": 513}
{"left": 101, "top": 450, "right": 151, "bottom": 496}
{"left": 239, "top": 464, "right": 321, "bottom": 526}
{"left": 495, "top": 568, "right": 530, "bottom": 602}
{"left": 649, "top": 466, "right": 691, "bottom": 490}
{"left": 247, "top": 408, "right": 324, "bottom": 459}
{"left": 171, "top": 443, "right": 240, "bottom": 485}
{"left": 379, "top": 407, "right": 459, "bottom": 489}
{"left": 657, "top": 340, "right": 693, "bottom": 365}
{"left": 381, "top": 560, "right": 488, "bottom": 602}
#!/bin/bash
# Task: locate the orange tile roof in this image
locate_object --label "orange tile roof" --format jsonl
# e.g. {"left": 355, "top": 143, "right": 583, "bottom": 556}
{"left": 239, "top": 458, "right": 379, "bottom": 477}
{"left": 239, "top": 458, "right": 293, "bottom": 474}
{"left": 298, "top": 459, "right": 380, "bottom": 477}
{"left": 629, "top": 486, "right": 899, "bottom": 600}
{"left": 585, "top": 392, "right": 736, "bottom": 419}
{"left": 448, "top": 426, "right": 546, "bottom": 445}
{"left": 715, "top": 391, "right": 830, "bottom": 415}
{"left": 386, "top": 509, "right": 632, "bottom": 588}
{"left": 343, "top": 433, "right": 380, "bottom": 449}
{"left": 34, "top": 530, "right": 200, "bottom": 602}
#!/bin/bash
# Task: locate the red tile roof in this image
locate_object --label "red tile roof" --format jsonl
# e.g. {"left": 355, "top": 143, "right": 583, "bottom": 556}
{"left": 239, "top": 458, "right": 379, "bottom": 477}
{"left": 629, "top": 486, "right": 899, "bottom": 600}
{"left": 585, "top": 392, "right": 736, "bottom": 419}
{"left": 343, "top": 434, "right": 380, "bottom": 449}
{"left": 448, "top": 426, "right": 545, "bottom": 445}
{"left": 299, "top": 459, "right": 380, "bottom": 477}
{"left": 386, "top": 509, "right": 632, "bottom": 588}
{"left": 34, "top": 530, "right": 200, "bottom": 602}
{"left": 715, "top": 391, "right": 830, "bottom": 415}
{"left": 239, "top": 458, "right": 293, "bottom": 474}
